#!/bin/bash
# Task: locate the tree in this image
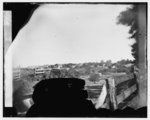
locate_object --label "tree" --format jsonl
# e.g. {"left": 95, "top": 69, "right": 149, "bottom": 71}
{"left": 60, "top": 69, "right": 69, "bottom": 78}
{"left": 89, "top": 73, "right": 100, "bottom": 83}
{"left": 117, "top": 4, "right": 146, "bottom": 66}
{"left": 105, "top": 60, "right": 112, "bottom": 67}
{"left": 50, "top": 69, "right": 61, "bottom": 78}
{"left": 84, "top": 65, "right": 92, "bottom": 75}
{"left": 67, "top": 68, "right": 76, "bottom": 78}
{"left": 117, "top": 4, "right": 147, "bottom": 108}
{"left": 99, "top": 60, "right": 105, "bottom": 66}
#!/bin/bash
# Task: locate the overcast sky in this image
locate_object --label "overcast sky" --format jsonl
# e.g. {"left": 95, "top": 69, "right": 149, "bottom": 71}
{"left": 9, "top": 4, "right": 134, "bottom": 67}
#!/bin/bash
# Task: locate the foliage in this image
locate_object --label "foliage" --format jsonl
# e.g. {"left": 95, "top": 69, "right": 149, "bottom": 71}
{"left": 50, "top": 69, "right": 61, "bottom": 78}
{"left": 117, "top": 4, "right": 146, "bottom": 65}
{"left": 89, "top": 73, "right": 100, "bottom": 83}
{"left": 105, "top": 60, "right": 112, "bottom": 67}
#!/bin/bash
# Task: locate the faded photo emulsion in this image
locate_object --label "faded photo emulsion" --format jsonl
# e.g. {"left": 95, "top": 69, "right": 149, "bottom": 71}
{"left": 3, "top": 2, "right": 147, "bottom": 117}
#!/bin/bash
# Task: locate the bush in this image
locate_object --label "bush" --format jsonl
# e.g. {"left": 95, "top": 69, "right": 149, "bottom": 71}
{"left": 89, "top": 73, "right": 100, "bottom": 83}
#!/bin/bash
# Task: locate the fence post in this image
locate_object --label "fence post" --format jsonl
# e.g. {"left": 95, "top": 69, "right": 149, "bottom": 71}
{"left": 107, "top": 77, "right": 118, "bottom": 110}
{"left": 95, "top": 80, "right": 107, "bottom": 109}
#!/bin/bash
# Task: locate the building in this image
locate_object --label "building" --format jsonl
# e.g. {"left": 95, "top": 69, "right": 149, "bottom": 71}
{"left": 34, "top": 66, "right": 51, "bottom": 80}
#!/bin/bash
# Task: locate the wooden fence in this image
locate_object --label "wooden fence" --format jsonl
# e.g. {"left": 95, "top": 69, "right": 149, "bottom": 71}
{"left": 18, "top": 74, "right": 138, "bottom": 116}
{"left": 105, "top": 74, "right": 138, "bottom": 110}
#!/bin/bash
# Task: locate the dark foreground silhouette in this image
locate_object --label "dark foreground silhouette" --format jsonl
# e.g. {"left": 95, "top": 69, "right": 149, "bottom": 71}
{"left": 26, "top": 78, "right": 96, "bottom": 117}
{"left": 4, "top": 78, "right": 147, "bottom": 117}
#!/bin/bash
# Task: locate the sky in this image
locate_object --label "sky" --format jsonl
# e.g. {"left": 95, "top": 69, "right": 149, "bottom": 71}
{"left": 7, "top": 4, "right": 134, "bottom": 67}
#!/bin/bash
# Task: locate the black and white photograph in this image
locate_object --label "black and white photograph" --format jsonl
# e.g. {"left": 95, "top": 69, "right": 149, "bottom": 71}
{"left": 3, "top": 1, "right": 148, "bottom": 117}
